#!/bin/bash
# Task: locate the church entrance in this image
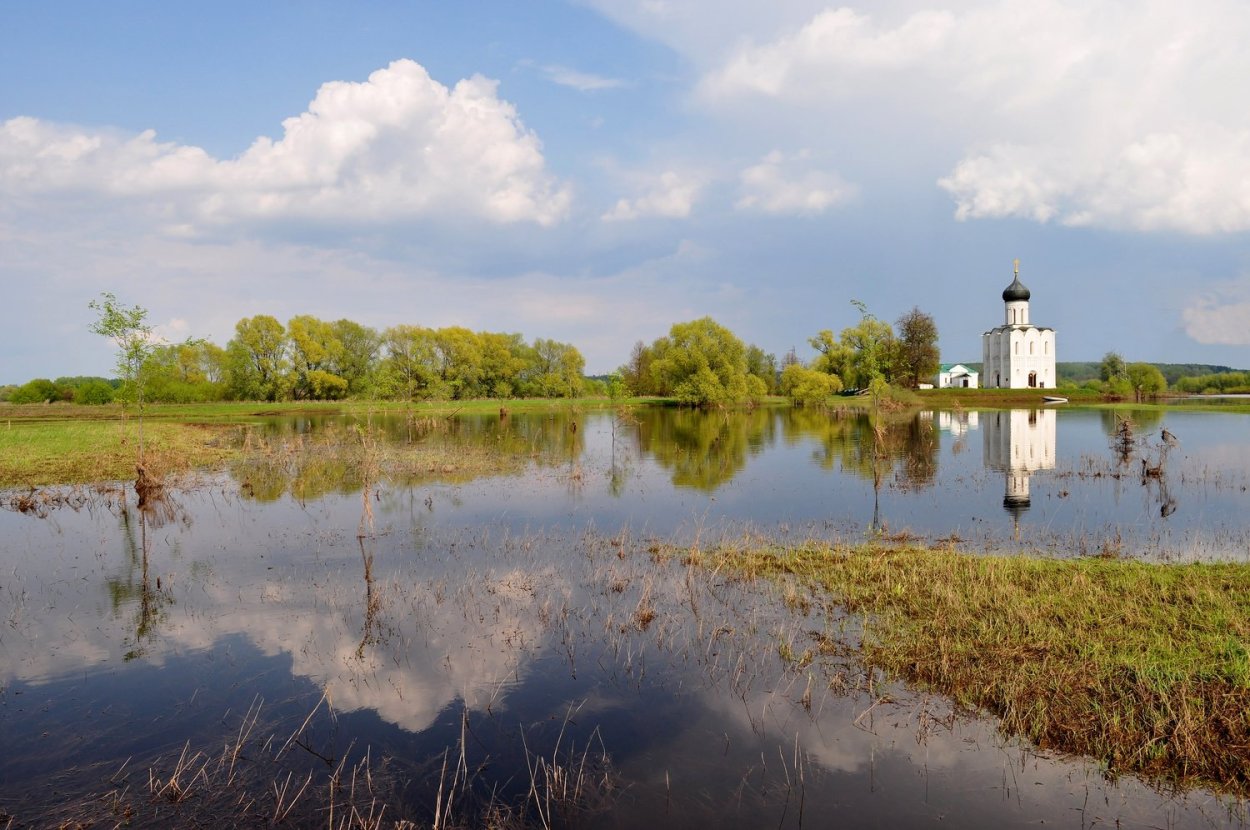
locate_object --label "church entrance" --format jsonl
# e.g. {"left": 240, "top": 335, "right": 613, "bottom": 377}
{"left": 1028, "top": 371, "right": 1037, "bottom": 388}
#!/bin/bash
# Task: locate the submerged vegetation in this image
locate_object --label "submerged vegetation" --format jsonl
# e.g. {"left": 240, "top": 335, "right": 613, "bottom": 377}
{"left": 691, "top": 540, "right": 1250, "bottom": 795}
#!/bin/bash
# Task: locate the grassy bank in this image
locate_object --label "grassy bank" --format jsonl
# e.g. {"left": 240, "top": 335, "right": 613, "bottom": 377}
{"left": 0, "top": 420, "right": 237, "bottom": 487}
{"left": 690, "top": 541, "right": 1250, "bottom": 795}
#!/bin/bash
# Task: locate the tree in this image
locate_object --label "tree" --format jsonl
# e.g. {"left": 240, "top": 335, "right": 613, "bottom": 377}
{"left": 226, "top": 315, "right": 288, "bottom": 401}
{"left": 74, "top": 379, "right": 116, "bottom": 405}
{"left": 288, "top": 315, "right": 347, "bottom": 400}
{"left": 619, "top": 340, "right": 656, "bottom": 396}
{"left": 479, "top": 331, "right": 531, "bottom": 398}
{"left": 9, "top": 378, "right": 60, "bottom": 404}
{"left": 90, "top": 292, "right": 157, "bottom": 460}
{"left": 745, "top": 345, "right": 779, "bottom": 395}
{"left": 780, "top": 364, "right": 843, "bottom": 406}
{"left": 378, "top": 325, "right": 438, "bottom": 401}
{"left": 430, "top": 327, "right": 484, "bottom": 399}
{"left": 809, "top": 302, "right": 895, "bottom": 390}
{"left": 328, "top": 319, "right": 380, "bottom": 396}
{"left": 1126, "top": 363, "right": 1167, "bottom": 401}
{"left": 895, "top": 307, "right": 940, "bottom": 388}
{"left": 525, "top": 338, "right": 586, "bottom": 398}
{"left": 649, "top": 317, "right": 752, "bottom": 407}
{"left": 840, "top": 300, "right": 896, "bottom": 389}
{"left": 808, "top": 329, "right": 851, "bottom": 382}
{"left": 1100, "top": 351, "right": 1127, "bottom": 383}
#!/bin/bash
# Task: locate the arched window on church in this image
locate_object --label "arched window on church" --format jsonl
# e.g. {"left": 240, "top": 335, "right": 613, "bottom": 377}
{"left": 1014, "top": 341, "right": 1019, "bottom": 355}
{"left": 1044, "top": 341, "right": 1048, "bottom": 354}
{"left": 1030, "top": 342, "right": 1034, "bottom": 355}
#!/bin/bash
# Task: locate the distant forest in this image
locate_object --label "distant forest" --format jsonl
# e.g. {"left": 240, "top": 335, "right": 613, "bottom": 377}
{"left": 960, "top": 362, "right": 1244, "bottom": 386}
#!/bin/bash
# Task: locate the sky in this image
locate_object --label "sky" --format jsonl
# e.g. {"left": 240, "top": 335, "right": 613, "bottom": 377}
{"left": 3, "top": 0, "right": 1250, "bottom": 383}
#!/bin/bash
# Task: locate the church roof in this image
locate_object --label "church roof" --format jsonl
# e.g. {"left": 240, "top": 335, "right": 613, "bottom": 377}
{"left": 1002, "top": 273, "right": 1031, "bottom": 302}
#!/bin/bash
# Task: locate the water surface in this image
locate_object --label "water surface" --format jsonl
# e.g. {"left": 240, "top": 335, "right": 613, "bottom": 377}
{"left": 1, "top": 406, "right": 1247, "bottom": 826}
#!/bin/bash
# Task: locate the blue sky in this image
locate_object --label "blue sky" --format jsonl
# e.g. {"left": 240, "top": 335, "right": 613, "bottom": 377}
{"left": 3, "top": 0, "right": 1249, "bottom": 383}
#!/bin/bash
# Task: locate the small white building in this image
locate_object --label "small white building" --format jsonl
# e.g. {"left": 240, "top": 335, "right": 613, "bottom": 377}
{"left": 982, "top": 260, "right": 1056, "bottom": 389}
{"left": 937, "top": 363, "right": 979, "bottom": 389}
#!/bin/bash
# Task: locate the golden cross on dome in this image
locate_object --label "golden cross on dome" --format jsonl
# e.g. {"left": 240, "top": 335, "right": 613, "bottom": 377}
{"left": 1013, "top": 258, "right": 1020, "bottom": 277}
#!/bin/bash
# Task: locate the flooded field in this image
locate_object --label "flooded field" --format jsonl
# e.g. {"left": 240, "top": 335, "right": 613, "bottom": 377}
{"left": 2, "top": 406, "right": 1248, "bottom": 827}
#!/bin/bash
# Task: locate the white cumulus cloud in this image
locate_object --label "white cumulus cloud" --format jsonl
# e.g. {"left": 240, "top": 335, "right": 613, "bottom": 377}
{"left": 693, "top": 1, "right": 1250, "bottom": 234}
{"left": 0, "top": 59, "right": 570, "bottom": 228}
{"left": 735, "top": 150, "right": 855, "bottom": 214}
{"left": 602, "top": 170, "right": 701, "bottom": 221}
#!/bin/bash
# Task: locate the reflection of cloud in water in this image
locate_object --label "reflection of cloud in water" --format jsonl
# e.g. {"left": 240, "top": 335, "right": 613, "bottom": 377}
{"left": 0, "top": 500, "right": 561, "bottom": 735}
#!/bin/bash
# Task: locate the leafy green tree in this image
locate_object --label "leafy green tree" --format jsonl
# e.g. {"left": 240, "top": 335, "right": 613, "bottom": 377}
{"left": 745, "top": 344, "right": 779, "bottom": 395}
{"left": 1126, "top": 362, "right": 1167, "bottom": 401}
{"left": 379, "top": 325, "right": 439, "bottom": 401}
{"left": 619, "top": 340, "right": 657, "bottom": 396}
{"left": 895, "top": 307, "right": 940, "bottom": 388}
{"left": 1100, "top": 351, "right": 1127, "bottom": 383}
{"left": 841, "top": 301, "right": 896, "bottom": 389}
{"left": 74, "top": 379, "right": 115, "bottom": 405}
{"left": 143, "top": 342, "right": 226, "bottom": 402}
{"left": 649, "top": 317, "right": 752, "bottom": 407}
{"left": 431, "top": 327, "right": 484, "bottom": 399}
{"left": 329, "top": 319, "right": 380, "bottom": 396}
{"left": 808, "top": 329, "right": 851, "bottom": 382}
{"left": 90, "top": 292, "right": 158, "bottom": 458}
{"left": 479, "top": 331, "right": 531, "bottom": 398}
{"left": 9, "top": 378, "right": 60, "bottom": 404}
{"left": 524, "top": 338, "right": 585, "bottom": 398}
{"left": 287, "top": 315, "right": 348, "bottom": 400}
{"left": 780, "top": 363, "right": 843, "bottom": 406}
{"left": 226, "top": 315, "right": 288, "bottom": 401}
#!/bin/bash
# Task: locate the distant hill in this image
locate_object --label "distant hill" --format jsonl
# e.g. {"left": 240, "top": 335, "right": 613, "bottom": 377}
{"left": 958, "top": 363, "right": 1243, "bottom": 385}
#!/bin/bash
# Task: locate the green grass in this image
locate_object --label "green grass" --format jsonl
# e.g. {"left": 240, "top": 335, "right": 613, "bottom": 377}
{"left": 689, "top": 541, "right": 1250, "bottom": 794}
{"left": 0, "top": 420, "right": 237, "bottom": 486}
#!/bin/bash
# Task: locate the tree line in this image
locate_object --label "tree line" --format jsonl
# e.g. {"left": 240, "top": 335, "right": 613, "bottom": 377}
{"left": 2, "top": 299, "right": 945, "bottom": 408}
{"left": 2, "top": 310, "right": 587, "bottom": 405}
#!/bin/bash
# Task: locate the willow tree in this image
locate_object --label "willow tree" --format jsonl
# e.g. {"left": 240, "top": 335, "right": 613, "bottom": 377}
{"left": 649, "top": 317, "right": 757, "bottom": 407}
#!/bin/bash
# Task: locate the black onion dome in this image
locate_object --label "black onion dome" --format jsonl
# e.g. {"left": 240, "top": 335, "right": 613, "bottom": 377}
{"left": 1002, "top": 274, "right": 1030, "bottom": 302}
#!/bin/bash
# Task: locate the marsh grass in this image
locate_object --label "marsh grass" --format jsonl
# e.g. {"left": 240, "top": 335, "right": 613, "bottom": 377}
{"left": 688, "top": 540, "right": 1250, "bottom": 795}
{"left": 0, "top": 420, "right": 236, "bottom": 487}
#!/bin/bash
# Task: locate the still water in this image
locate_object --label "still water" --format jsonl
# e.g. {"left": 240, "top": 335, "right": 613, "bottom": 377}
{"left": 1, "top": 406, "right": 1248, "bottom": 827}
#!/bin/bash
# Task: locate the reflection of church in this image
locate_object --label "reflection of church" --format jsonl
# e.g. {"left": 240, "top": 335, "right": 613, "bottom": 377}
{"left": 983, "top": 408, "right": 1056, "bottom": 521}
{"left": 982, "top": 260, "right": 1056, "bottom": 389}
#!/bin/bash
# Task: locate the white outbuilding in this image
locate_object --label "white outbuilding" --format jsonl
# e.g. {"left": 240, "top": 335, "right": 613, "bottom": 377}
{"left": 982, "top": 260, "right": 1056, "bottom": 389}
{"left": 937, "top": 363, "right": 979, "bottom": 389}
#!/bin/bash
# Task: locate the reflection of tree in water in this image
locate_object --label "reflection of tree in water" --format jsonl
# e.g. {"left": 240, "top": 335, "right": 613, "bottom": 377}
{"left": 783, "top": 409, "right": 939, "bottom": 491}
{"left": 107, "top": 499, "right": 175, "bottom": 661}
{"left": 232, "top": 413, "right": 588, "bottom": 502}
{"left": 635, "top": 408, "right": 776, "bottom": 491}
{"left": 355, "top": 537, "right": 383, "bottom": 659}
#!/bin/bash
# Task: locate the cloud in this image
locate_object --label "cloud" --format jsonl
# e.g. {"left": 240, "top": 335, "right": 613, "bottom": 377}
{"left": 735, "top": 150, "right": 855, "bottom": 215}
{"left": 940, "top": 128, "right": 1250, "bottom": 233}
{"left": 701, "top": 7, "right": 954, "bottom": 98}
{"left": 1182, "top": 282, "right": 1250, "bottom": 345}
{"left": 539, "top": 64, "right": 628, "bottom": 92}
{"left": 602, "top": 170, "right": 701, "bottom": 221}
{"left": 0, "top": 59, "right": 571, "bottom": 228}
{"left": 691, "top": 1, "right": 1250, "bottom": 234}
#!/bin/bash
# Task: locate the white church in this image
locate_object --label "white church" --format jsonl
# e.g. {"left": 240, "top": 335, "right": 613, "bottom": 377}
{"left": 982, "top": 260, "right": 1056, "bottom": 389}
